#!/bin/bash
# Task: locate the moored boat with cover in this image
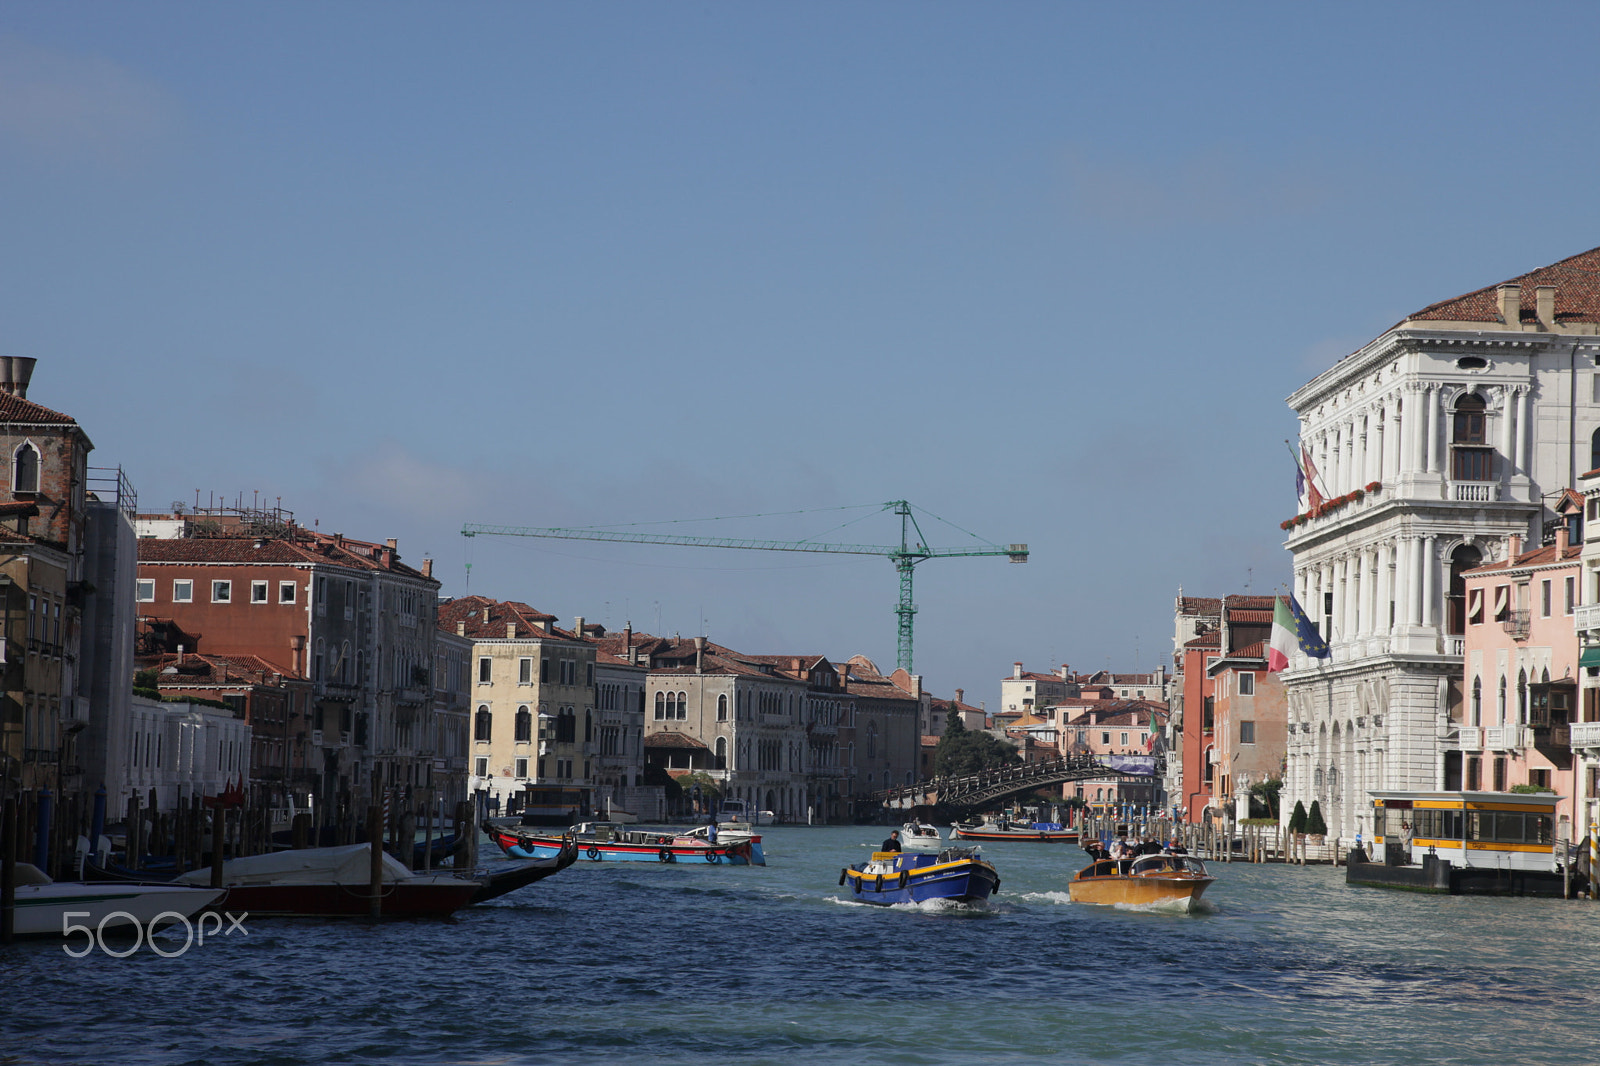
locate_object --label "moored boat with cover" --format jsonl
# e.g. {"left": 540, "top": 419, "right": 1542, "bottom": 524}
{"left": 483, "top": 820, "right": 765, "bottom": 865}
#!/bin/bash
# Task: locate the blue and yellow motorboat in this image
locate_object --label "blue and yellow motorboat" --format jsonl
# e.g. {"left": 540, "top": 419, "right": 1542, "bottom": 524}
{"left": 839, "top": 846, "right": 999, "bottom": 905}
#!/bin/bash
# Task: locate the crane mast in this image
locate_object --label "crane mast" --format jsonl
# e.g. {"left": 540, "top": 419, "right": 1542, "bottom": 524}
{"left": 462, "top": 500, "right": 1027, "bottom": 673}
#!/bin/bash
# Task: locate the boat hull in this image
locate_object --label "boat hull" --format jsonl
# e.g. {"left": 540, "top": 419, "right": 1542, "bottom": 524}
{"left": 1067, "top": 876, "right": 1211, "bottom": 910}
{"left": 843, "top": 854, "right": 998, "bottom": 906}
{"left": 7, "top": 883, "right": 225, "bottom": 939}
{"left": 218, "top": 877, "right": 480, "bottom": 918}
{"left": 484, "top": 824, "right": 765, "bottom": 866}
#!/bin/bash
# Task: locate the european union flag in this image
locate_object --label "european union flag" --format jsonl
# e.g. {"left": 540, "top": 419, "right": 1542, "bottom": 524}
{"left": 1288, "top": 594, "right": 1329, "bottom": 659}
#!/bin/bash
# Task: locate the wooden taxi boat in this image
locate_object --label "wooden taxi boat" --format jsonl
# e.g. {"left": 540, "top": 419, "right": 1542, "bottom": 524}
{"left": 1068, "top": 853, "right": 1213, "bottom": 911}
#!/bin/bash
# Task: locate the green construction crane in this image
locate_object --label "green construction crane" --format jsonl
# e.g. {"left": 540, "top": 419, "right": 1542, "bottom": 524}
{"left": 461, "top": 500, "right": 1027, "bottom": 674}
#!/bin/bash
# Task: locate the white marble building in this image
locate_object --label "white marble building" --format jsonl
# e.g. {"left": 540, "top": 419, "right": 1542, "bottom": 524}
{"left": 1281, "top": 248, "right": 1600, "bottom": 842}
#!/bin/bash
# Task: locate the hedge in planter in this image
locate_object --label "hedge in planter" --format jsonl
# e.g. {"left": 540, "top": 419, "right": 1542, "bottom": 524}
{"left": 1306, "top": 800, "right": 1328, "bottom": 837}
{"left": 1289, "top": 799, "right": 1308, "bottom": 835}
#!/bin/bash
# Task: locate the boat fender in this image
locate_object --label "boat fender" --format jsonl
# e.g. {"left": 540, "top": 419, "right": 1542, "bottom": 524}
{"left": 705, "top": 850, "right": 718, "bottom": 863}
{"left": 586, "top": 846, "right": 601, "bottom": 861}
{"left": 657, "top": 836, "right": 670, "bottom": 846}
{"left": 875, "top": 874, "right": 884, "bottom": 892}
{"left": 839, "top": 868, "right": 848, "bottom": 886}
{"left": 899, "top": 871, "right": 909, "bottom": 889}
{"left": 659, "top": 848, "right": 674, "bottom": 863}
{"left": 993, "top": 879, "right": 1001, "bottom": 895}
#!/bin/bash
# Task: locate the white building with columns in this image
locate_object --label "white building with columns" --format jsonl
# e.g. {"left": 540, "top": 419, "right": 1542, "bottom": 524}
{"left": 1281, "top": 246, "right": 1600, "bottom": 843}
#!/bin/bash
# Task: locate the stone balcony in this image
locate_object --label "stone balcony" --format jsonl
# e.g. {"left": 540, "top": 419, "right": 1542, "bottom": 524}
{"left": 1455, "top": 726, "right": 1483, "bottom": 752}
{"left": 1449, "top": 480, "right": 1499, "bottom": 503}
{"left": 1575, "top": 604, "right": 1600, "bottom": 635}
{"left": 1484, "top": 725, "right": 1530, "bottom": 751}
{"left": 1569, "top": 721, "right": 1600, "bottom": 751}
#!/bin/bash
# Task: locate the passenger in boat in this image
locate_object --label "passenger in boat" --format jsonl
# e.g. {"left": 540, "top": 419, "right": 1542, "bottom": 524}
{"left": 706, "top": 818, "right": 719, "bottom": 845}
{"left": 881, "top": 830, "right": 902, "bottom": 853}
{"left": 1165, "top": 839, "right": 1188, "bottom": 855}
{"left": 1137, "top": 836, "right": 1162, "bottom": 856}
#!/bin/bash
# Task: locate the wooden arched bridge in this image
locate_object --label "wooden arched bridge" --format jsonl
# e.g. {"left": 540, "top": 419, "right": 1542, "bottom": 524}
{"left": 869, "top": 753, "right": 1163, "bottom": 820}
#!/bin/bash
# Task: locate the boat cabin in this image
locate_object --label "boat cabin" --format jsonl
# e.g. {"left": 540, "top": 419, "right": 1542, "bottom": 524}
{"left": 1076, "top": 854, "right": 1209, "bottom": 880}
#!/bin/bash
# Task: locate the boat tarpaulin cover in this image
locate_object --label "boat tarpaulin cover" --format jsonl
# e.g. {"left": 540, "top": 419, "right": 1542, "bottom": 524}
{"left": 174, "top": 843, "right": 416, "bottom": 886}
{"left": 1100, "top": 755, "right": 1159, "bottom": 776}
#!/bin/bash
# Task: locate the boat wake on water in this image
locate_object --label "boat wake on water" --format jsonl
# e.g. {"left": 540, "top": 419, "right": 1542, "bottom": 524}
{"left": 1021, "top": 889, "right": 1216, "bottom": 915}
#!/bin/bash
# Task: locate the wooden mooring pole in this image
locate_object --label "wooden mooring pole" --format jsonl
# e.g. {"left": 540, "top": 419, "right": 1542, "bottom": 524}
{"left": 367, "top": 805, "right": 383, "bottom": 920}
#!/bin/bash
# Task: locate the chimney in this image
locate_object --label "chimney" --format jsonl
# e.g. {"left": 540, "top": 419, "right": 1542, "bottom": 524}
{"left": 506, "top": 622, "right": 516, "bottom": 639}
{"left": 1557, "top": 522, "right": 1570, "bottom": 555}
{"left": 0, "top": 357, "right": 37, "bottom": 399}
{"left": 1509, "top": 532, "right": 1523, "bottom": 559}
{"left": 1013, "top": 662, "right": 1023, "bottom": 680}
{"left": 177, "top": 643, "right": 185, "bottom": 666}
{"left": 456, "top": 621, "right": 466, "bottom": 637}
{"left": 1497, "top": 284, "right": 1522, "bottom": 329}
{"left": 955, "top": 688, "right": 964, "bottom": 706}
{"left": 421, "top": 559, "right": 433, "bottom": 579}
{"left": 624, "top": 622, "right": 632, "bottom": 647}
{"left": 291, "top": 634, "right": 305, "bottom": 675}
{"left": 1059, "top": 664, "right": 1070, "bottom": 680}
{"left": 574, "top": 616, "right": 585, "bottom": 638}
{"left": 386, "top": 538, "right": 397, "bottom": 550}
{"left": 1536, "top": 285, "right": 1557, "bottom": 330}
{"left": 910, "top": 673, "right": 922, "bottom": 698}
{"left": 695, "top": 635, "right": 706, "bottom": 672}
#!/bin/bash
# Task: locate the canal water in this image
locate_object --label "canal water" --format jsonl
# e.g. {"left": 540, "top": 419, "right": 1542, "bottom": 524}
{"left": 3, "top": 825, "right": 1599, "bottom": 1065}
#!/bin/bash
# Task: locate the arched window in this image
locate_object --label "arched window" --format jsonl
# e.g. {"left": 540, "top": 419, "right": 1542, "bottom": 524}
{"left": 1452, "top": 393, "right": 1492, "bottom": 481}
{"left": 1498, "top": 676, "right": 1507, "bottom": 726}
{"left": 514, "top": 707, "right": 531, "bottom": 742}
{"left": 654, "top": 692, "right": 665, "bottom": 721}
{"left": 584, "top": 710, "right": 592, "bottom": 743}
{"left": 474, "top": 706, "right": 492, "bottom": 742}
{"left": 1518, "top": 669, "right": 1528, "bottom": 724}
{"left": 715, "top": 736, "right": 726, "bottom": 769}
{"left": 1591, "top": 427, "right": 1600, "bottom": 474}
{"left": 1471, "top": 676, "right": 1482, "bottom": 727}
{"left": 866, "top": 722, "right": 877, "bottom": 760}
{"left": 676, "top": 691, "right": 688, "bottom": 721}
{"left": 12, "top": 442, "right": 39, "bottom": 494}
{"left": 717, "top": 694, "right": 728, "bottom": 721}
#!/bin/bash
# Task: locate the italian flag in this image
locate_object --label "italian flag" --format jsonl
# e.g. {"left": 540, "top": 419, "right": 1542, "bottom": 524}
{"left": 1267, "top": 596, "right": 1295, "bottom": 672}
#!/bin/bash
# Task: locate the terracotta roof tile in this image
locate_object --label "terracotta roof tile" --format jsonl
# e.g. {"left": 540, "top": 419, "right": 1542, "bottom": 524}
{"left": 643, "top": 731, "right": 707, "bottom": 750}
{"left": 0, "top": 392, "right": 80, "bottom": 426}
{"left": 1406, "top": 246, "right": 1600, "bottom": 327}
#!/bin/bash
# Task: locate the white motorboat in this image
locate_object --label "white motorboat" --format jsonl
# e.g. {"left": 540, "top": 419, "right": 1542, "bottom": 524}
{"left": 683, "top": 822, "right": 757, "bottom": 846}
{"left": 4, "top": 863, "right": 224, "bottom": 939}
{"left": 900, "top": 821, "right": 945, "bottom": 851}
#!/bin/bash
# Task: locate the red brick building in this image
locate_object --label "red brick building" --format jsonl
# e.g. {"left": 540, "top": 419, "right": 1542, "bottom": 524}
{"left": 136, "top": 521, "right": 442, "bottom": 809}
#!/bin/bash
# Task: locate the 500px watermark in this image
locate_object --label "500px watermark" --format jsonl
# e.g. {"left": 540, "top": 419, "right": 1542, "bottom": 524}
{"left": 62, "top": 910, "right": 248, "bottom": 958}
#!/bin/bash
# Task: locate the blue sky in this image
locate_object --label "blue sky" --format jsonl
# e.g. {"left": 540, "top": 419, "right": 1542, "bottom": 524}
{"left": 5, "top": 3, "right": 1600, "bottom": 704}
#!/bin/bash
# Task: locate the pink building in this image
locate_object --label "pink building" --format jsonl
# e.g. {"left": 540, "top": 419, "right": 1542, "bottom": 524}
{"left": 1460, "top": 511, "right": 1582, "bottom": 832}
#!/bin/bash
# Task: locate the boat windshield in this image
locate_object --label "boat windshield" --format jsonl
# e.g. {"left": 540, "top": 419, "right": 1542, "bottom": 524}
{"left": 1130, "top": 854, "right": 1208, "bottom": 876}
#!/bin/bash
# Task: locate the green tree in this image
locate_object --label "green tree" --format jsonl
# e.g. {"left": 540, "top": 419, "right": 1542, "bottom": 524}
{"left": 934, "top": 724, "right": 1020, "bottom": 777}
{"left": 1306, "top": 799, "right": 1327, "bottom": 837}
{"left": 1289, "top": 799, "right": 1308, "bottom": 834}
{"left": 1248, "top": 776, "right": 1283, "bottom": 820}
